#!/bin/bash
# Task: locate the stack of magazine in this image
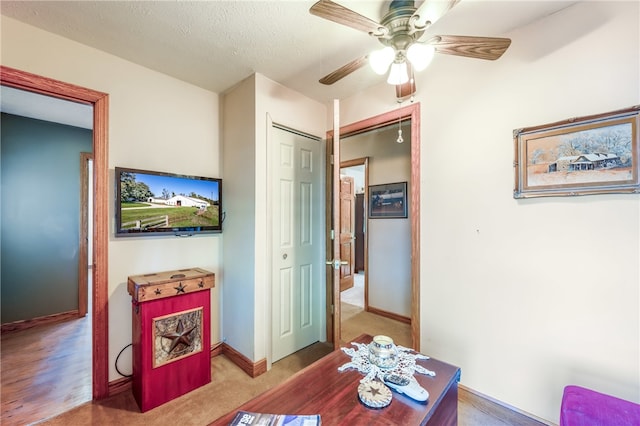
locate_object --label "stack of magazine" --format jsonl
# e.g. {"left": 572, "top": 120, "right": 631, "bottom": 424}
{"left": 229, "top": 410, "right": 321, "bottom": 425}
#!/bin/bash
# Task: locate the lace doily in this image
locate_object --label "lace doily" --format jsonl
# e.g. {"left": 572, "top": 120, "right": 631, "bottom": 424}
{"left": 338, "top": 341, "right": 436, "bottom": 383}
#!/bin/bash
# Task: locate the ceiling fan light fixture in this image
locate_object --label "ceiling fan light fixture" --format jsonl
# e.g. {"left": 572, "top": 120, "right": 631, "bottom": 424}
{"left": 369, "top": 46, "right": 395, "bottom": 75}
{"left": 387, "top": 61, "right": 409, "bottom": 85}
{"left": 406, "top": 43, "right": 435, "bottom": 71}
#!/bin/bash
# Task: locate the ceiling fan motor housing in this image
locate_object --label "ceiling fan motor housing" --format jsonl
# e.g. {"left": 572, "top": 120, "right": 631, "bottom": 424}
{"left": 378, "top": 1, "right": 425, "bottom": 56}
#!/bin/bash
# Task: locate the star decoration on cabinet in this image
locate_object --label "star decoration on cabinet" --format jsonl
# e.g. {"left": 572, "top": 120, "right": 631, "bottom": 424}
{"left": 153, "top": 307, "right": 203, "bottom": 367}
{"left": 161, "top": 319, "right": 196, "bottom": 354}
{"left": 174, "top": 282, "right": 186, "bottom": 294}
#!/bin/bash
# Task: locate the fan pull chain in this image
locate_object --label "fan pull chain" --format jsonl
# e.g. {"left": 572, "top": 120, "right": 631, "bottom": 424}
{"left": 396, "top": 100, "right": 404, "bottom": 144}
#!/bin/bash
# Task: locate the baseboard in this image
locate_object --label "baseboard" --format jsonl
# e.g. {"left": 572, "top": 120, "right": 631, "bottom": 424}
{"left": 108, "top": 376, "right": 131, "bottom": 397}
{"left": 221, "top": 342, "right": 267, "bottom": 378}
{"left": 1, "top": 310, "right": 81, "bottom": 334}
{"left": 107, "top": 340, "right": 269, "bottom": 395}
{"left": 211, "top": 340, "right": 224, "bottom": 357}
{"left": 459, "top": 384, "right": 554, "bottom": 426}
{"left": 366, "top": 306, "right": 411, "bottom": 324}
{"left": 107, "top": 341, "right": 227, "bottom": 397}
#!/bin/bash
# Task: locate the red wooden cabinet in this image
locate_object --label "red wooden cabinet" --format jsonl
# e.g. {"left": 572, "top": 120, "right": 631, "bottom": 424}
{"left": 128, "top": 267, "right": 214, "bottom": 412}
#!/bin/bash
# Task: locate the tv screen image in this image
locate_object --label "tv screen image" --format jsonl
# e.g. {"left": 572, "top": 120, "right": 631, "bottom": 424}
{"left": 115, "top": 167, "right": 222, "bottom": 236}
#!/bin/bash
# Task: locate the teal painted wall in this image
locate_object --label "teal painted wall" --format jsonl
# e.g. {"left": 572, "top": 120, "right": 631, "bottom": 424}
{"left": 1, "top": 113, "right": 92, "bottom": 323}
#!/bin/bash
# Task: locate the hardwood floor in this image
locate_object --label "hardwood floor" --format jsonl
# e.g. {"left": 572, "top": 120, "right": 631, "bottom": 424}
{"left": 1, "top": 315, "right": 92, "bottom": 426}
{"left": 1, "top": 309, "right": 552, "bottom": 426}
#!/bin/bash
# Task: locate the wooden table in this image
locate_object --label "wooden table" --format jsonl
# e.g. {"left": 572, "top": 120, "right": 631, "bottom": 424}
{"left": 210, "top": 334, "right": 460, "bottom": 425}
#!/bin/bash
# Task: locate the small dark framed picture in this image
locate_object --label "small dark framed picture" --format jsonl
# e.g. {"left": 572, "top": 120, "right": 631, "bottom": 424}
{"left": 369, "top": 182, "right": 408, "bottom": 218}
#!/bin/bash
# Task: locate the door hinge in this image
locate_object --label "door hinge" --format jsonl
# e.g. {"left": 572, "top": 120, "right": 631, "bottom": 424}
{"left": 330, "top": 154, "right": 334, "bottom": 165}
{"left": 330, "top": 229, "right": 335, "bottom": 240}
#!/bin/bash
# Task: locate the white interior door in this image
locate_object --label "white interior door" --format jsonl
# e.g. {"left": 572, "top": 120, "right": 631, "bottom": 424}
{"left": 272, "top": 125, "right": 322, "bottom": 362}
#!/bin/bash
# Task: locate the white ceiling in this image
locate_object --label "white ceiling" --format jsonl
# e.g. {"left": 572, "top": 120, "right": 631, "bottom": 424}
{"left": 1, "top": 86, "right": 94, "bottom": 129}
{"left": 1, "top": 1, "right": 579, "bottom": 126}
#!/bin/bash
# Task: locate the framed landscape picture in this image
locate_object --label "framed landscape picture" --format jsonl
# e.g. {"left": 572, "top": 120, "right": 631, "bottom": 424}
{"left": 513, "top": 106, "right": 639, "bottom": 198}
{"left": 369, "top": 182, "right": 408, "bottom": 218}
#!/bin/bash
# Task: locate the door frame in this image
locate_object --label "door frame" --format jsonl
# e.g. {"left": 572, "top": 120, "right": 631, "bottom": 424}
{"left": 326, "top": 102, "right": 421, "bottom": 350}
{"left": 1, "top": 65, "right": 110, "bottom": 399}
{"left": 79, "top": 152, "right": 92, "bottom": 317}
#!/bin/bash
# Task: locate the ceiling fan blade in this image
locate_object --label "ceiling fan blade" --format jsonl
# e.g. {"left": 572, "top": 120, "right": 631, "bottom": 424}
{"left": 428, "top": 35, "right": 512, "bottom": 60}
{"left": 411, "top": 0, "right": 461, "bottom": 29}
{"left": 310, "top": 0, "right": 384, "bottom": 35}
{"left": 319, "top": 55, "right": 369, "bottom": 85}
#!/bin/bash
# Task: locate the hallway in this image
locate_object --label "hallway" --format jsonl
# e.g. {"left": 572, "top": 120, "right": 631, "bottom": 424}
{"left": 340, "top": 271, "right": 364, "bottom": 308}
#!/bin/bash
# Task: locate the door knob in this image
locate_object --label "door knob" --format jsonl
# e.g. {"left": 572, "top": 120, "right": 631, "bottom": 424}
{"left": 326, "top": 259, "right": 348, "bottom": 269}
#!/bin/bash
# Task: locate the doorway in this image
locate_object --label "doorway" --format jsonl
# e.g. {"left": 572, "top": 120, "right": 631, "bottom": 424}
{"left": 0, "top": 66, "right": 110, "bottom": 400}
{"left": 327, "top": 103, "right": 421, "bottom": 350}
{"left": 339, "top": 159, "right": 368, "bottom": 313}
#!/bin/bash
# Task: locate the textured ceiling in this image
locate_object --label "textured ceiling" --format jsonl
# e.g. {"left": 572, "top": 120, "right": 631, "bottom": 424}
{"left": 1, "top": 0, "right": 580, "bottom": 104}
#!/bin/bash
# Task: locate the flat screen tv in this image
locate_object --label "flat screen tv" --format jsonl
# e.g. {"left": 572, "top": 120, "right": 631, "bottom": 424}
{"left": 115, "top": 167, "right": 222, "bottom": 237}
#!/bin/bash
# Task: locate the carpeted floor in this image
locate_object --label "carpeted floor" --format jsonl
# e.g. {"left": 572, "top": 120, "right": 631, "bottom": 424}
{"left": 33, "top": 309, "right": 549, "bottom": 426}
{"left": 33, "top": 305, "right": 411, "bottom": 426}
{"left": 340, "top": 301, "right": 362, "bottom": 322}
{"left": 35, "top": 342, "right": 334, "bottom": 426}
{"left": 340, "top": 303, "right": 411, "bottom": 348}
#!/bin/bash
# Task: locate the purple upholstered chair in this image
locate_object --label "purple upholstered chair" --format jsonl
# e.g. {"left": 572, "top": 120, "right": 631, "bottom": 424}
{"left": 560, "top": 385, "right": 640, "bottom": 426}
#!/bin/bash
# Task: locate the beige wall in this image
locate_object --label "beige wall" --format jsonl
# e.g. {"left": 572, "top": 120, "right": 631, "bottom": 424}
{"left": 1, "top": 16, "right": 223, "bottom": 381}
{"left": 221, "top": 75, "right": 257, "bottom": 359}
{"left": 255, "top": 73, "right": 328, "bottom": 363}
{"left": 337, "top": 1, "right": 639, "bottom": 423}
{"left": 222, "top": 74, "right": 327, "bottom": 363}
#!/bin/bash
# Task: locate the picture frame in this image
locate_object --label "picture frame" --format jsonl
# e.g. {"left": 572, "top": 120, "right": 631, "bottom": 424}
{"left": 513, "top": 106, "right": 639, "bottom": 198}
{"left": 369, "top": 182, "right": 408, "bottom": 218}
{"left": 153, "top": 307, "right": 203, "bottom": 368}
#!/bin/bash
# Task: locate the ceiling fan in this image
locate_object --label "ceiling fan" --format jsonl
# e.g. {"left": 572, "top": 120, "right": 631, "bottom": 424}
{"left": 309, "top": 0, "right": 511, "bottom": 100}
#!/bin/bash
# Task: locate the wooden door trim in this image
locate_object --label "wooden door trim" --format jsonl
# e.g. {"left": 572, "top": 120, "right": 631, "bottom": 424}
{"left": 1, "top": 65, "right": 110, "bottom": 399}
{"left": 327, "top": 103, "right": 421, "bottom": 350}
{"left": 79, "top": 152, "right": 92, "bottom": 318}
